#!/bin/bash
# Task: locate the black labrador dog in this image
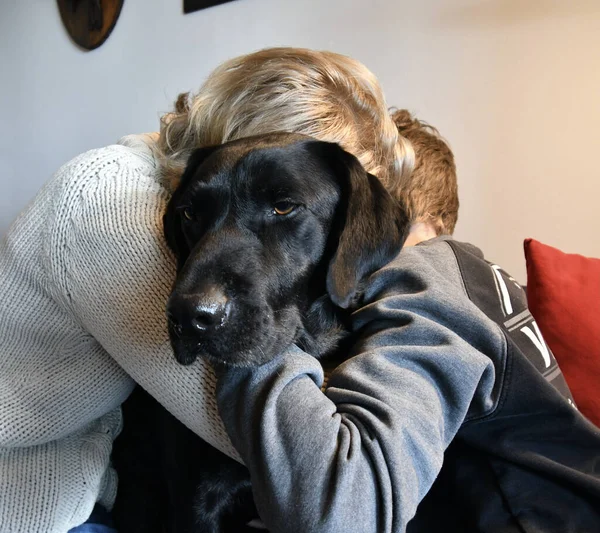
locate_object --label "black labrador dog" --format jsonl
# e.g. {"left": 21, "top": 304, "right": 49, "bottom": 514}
{"left": 112, "top": 132, "right": 409, "bottom": 533}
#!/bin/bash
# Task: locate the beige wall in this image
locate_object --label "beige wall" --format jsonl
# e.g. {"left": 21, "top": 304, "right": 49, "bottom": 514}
{"left": 1, "top": 0, "right": 599, "bottom": 281}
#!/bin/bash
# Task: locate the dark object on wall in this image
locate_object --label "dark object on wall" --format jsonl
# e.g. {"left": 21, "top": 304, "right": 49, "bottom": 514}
{"left": 57, "top": 0, "right": 124, "bottom": 51}
{"left": 184, "top": 0, "right": 237, "bottom": 14}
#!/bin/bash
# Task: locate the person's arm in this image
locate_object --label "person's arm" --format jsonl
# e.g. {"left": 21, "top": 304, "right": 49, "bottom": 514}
{"left": 54, "top": 139, "right": 241, "bottom": 460}
{"left": 216, "top": 245, "right": 502, "bottom": 533}
{"left": 0, "top": 147, "right": 138, "bottom": 533}
{"left": 0, "top": 148, "right": 135, "bottom": 448}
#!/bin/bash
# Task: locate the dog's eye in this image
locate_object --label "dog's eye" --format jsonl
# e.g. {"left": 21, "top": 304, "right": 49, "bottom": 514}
{"left": 182, "top": 207, "right": 194, "bottom": 221}
{"left": 272, "top": 202, "right": 296, "bottom": 216}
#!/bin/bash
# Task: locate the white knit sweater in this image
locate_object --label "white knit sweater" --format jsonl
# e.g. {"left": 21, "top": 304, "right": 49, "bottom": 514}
{"left": 0, "top": 135, "right": 239, "bottom": 533}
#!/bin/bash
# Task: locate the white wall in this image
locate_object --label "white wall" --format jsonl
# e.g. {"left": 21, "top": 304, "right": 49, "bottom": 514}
{"left": 1, "top": 0, "right": 599, "bottom": 281}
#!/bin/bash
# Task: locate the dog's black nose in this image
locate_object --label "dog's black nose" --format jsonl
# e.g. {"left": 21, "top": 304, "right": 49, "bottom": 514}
{"left": 168, "top": 288, "right": 231, "bottom": 335}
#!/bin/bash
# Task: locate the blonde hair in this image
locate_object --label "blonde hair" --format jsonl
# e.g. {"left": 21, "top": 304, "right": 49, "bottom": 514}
{"left": 156, "top": 47, "right": 414, "bottom": 196}
{"left": 391, "top": 109, "right": 458, "bottom": 234}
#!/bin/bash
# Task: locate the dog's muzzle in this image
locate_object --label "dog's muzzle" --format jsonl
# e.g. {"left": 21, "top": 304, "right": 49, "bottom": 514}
{"left": 167, "top": 285, "right": 231, "bottom": 362}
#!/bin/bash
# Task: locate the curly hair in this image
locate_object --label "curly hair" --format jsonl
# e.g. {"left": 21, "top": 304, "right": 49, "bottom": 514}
{"left": 155, "top": 47, "right": 414, "bottom": 197}
{"left": 391, "top": 109, "right": 458, "bottom": 234}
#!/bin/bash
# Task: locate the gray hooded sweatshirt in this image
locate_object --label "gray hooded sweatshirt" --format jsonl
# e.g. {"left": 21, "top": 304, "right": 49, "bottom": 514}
{"left": 216, "top": 238, "right": 600, "bottom": 533}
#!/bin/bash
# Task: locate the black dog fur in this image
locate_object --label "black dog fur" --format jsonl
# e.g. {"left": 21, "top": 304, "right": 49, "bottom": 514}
{"left": 112, "top": 133, "right": 409, "bottom": 533}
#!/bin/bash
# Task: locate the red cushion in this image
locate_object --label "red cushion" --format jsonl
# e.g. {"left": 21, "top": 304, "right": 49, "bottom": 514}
{"left": 524, "top": 238, "right": 600, "bottom": 427}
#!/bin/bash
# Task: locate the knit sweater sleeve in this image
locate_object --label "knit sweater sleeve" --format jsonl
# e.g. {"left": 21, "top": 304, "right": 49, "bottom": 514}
{"left": 0, "top": 147, "right": 135, "bottom": 448}
{"left": 216, "top": 244, "right": 501, "bottom": 533}
{"left": 53, "top": 142, "right": 240, "bottom": 460}
{"left": 1, "top": 140, "right": 240, "bottom": 457}
{"left": 0, "top": 147, "right": 139, "bottom": 532}
{"left": 0, "top": 142, "right": 241, "bottom": 533}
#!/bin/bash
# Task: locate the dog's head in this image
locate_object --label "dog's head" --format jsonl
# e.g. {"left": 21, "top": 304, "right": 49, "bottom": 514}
{"left": 164, "top": 132, "right": 409, "bottom": 367}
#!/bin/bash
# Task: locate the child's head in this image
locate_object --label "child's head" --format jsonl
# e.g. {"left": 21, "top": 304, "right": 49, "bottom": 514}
{"left": 392, "top": 110, "right": 459, "bottom": 235}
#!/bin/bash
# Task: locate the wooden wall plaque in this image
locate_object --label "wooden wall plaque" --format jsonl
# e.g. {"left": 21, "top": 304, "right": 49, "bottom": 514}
{"left": 57, "top": 0, "right": 124, "bottom": 51}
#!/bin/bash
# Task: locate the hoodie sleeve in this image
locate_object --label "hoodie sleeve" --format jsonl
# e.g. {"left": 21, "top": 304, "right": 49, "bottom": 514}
{"left": 216, "top": 243, "right": 502, "bottom": 533}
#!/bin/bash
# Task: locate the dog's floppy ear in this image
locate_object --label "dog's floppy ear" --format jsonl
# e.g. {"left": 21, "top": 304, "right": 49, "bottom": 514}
{"left": 310, "top": 142, "right": 410, "bottom": 309}
{"left": 163, "top": 146, "right": 218, "bottom": 271}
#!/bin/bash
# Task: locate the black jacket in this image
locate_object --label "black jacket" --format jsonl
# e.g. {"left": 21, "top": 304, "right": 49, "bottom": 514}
{"left": 408, "top": 239, "right": 600, "bottom": 533}
{"left": 217, "top": 238, "right": 600, "bottom": 533}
